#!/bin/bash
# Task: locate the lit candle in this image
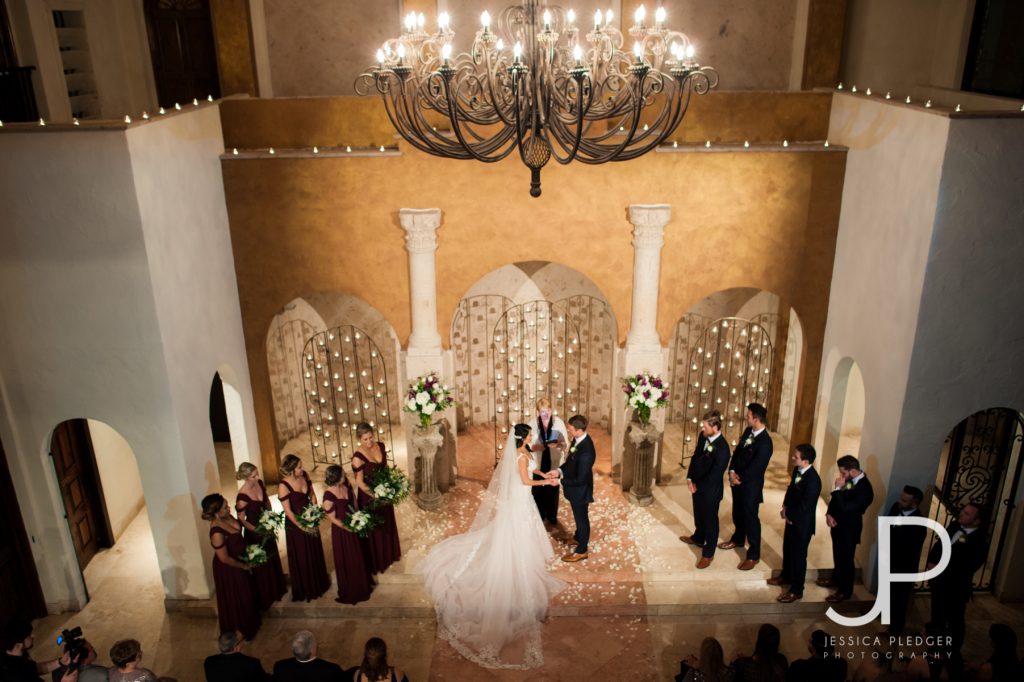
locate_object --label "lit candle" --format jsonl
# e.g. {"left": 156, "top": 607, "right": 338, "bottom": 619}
{"left": 543, "top": 9, "right": 552, "bottom": 29}
{"left": 438, "top": 11, "right": 450, "bottom": 31}
{"left": 685, "top": 44, "right": 695, "bottom": 62}
{"left": 635, "top": 5, "right": 646, "bottom": 28}
{"left": 573, "top": 44, "right": 583, "bottom": 64}
{"left": 633, "top": 41, "right": 643, "bottom": 62}
{"left": 594, "top": 9, "right": 602, "bottom": 29}
{"left": 417, "top": 12, "right": 425, "bottom": 30}
{"left": 567, "top": 9, "right": 576, "bottom": 25}
{"left": 442, "top": 43, "right": 452, "bottom": 63}
{"left": 404, "top": 12, "right": 415, "bottom": 32}
{"left": 605, "top": 9, "right": 614, "bottom": 25}
{"left": 481, "top": 10, "right": 491, "bottom": 31}
{"left": 655, "top": 6, "right": 666, "bottom": 25}
{"left": 397, "top": 43, "right": 406, "bottom": 62}
{"left": 496, "top": 38, "right": 504, "bottom": 51}
{"left": 513, "top": 41, "right": 522, "bottom": 61}
{"left": 376, "top": 48, "right": 385, "bottom": 66}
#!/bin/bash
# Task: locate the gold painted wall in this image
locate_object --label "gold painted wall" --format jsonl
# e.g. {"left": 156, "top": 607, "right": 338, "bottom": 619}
{"left": 219, "top": 96, "right": 845, "bottom": 476}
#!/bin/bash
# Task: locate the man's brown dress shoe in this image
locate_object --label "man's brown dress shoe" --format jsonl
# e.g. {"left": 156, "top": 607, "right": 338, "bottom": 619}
{"left": 718, "top": 541, "right": 738, "bottom": 550}
{"left": 696, "top": 557, "right": 713, "bottom": 569}
{"left": 816, "top": 577, "right": 836, "bottom": 588}
{"left": 766, "top": 576, "right": 786, "bottom": 586}
{"left": 738, "top": 559, "right": 759, "bottom": 571}
{"left": 680, "top": 535, "right": 700, "bottom": 546}
{"left": 777, "top": 592, "right": 802, "bottom": 603}
{"left": 561, "top": 552, "right": 588, "bottom": 562}
{"left": 825, "top": 592, "right": 848, "bottom": 603}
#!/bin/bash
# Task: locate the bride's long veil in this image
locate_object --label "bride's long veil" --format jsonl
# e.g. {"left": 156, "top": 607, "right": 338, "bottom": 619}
{"left": 420, "top": 433, "right": 564, "bottom": 669}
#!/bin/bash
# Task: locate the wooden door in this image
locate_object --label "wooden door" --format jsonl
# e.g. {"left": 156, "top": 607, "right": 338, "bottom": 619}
{"left": 144, "top": 0, "right": 221, "bottom": 108}
{"left": 0, "top": 434, "right": 47, "bottom": 621}
{"left": 51, "top": 420, "right": 112, "bottom": 570}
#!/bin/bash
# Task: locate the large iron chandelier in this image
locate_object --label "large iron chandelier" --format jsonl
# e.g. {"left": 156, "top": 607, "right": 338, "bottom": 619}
{"left": 356, "top": 2, "right": 718, "bottom": 197}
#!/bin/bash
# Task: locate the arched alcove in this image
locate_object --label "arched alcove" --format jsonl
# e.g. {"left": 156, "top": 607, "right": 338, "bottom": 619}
{"left": 209, "top": 370, "right": 253, "bottom": 493}
{"left": 667, "top": 287, "right": 804, "bottom": 462}
{"left": 451, "top": 261, "right": 618, "bottom": 431}
{"left": 47, "top": 418, "right": 157, "bottom": 602}
{"left": 819, "top": 357, "right": 866, "bottom": 481}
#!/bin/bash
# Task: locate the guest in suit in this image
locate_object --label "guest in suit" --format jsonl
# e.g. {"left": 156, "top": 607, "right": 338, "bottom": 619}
{"left": 884, "top": 485, "right": 926, "bottom": 635}
{"left": 353, "top": 638, "right": 409, "bottom": 682}
{"left": 204, "top": 631, "right": 268, "bottom": 682}
{"left": 720, "top": 403, "right": 773, "bottom": 570}
{"left": 768, "top": 444, "right": 821, "bottom": 603}
{"left": 681, "top": 410, "right": 731, "bottom": 568}
{"left": 547, "top": 414, "right": 595, "bottom": 562}
{"left": 927, "top": 502, "right": 987, "bottom": 653}
{"left": 820, "top": 455, "right": 874, "bottom": 602}
{"left": 786, "top": 630, "right": 846, "bottom": 682}
{"left": 272, "top": 631, "right": 344, "bottom": 682}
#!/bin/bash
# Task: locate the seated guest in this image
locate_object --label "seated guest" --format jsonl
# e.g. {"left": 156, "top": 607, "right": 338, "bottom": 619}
{"left": 905, "top": 644, "right": 962, "bottom": 681}
{"left": 107, "top": 639, "right": 158, "bottom": 682}
{"left": 787, "top": 630, "right": 846, "bottom": 682}
{"left": 354, "top": 638, "right": 408, "bottom": 682}
{"left": 970, "top": 623, "right": 1022, "bottom": 682}
{"left": 850, "top": 640, "right": 898, "bottom": 682}
{"left": 272, "top": 631, "right": 343, "bottom": 682}
{"left": 732, "top": 624, "right": 788, "bottom": 682}
{"left": 676, "top": 637, "right": 733, "bottom": 682}
{"left": 204, "top": 631, "right": 268, "bottom": 681}
{"left": 51, "top": 641, "right": 107, "bottom": 682}
{"left": 1, "top": 619, "right": 76, "bottom": 682}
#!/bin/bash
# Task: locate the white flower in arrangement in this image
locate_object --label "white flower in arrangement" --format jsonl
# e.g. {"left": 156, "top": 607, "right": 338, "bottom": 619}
{"left": 415, "top": 391, "right": 431, "bottom": 406}
{"left": 645, "top": 398, "right": 657, "bottom": 408}
{"left": 405, "top": 398, "right": 418, "bottom": 411}
{"left": 422, "top": 402, "right": 436, "bottom": 415}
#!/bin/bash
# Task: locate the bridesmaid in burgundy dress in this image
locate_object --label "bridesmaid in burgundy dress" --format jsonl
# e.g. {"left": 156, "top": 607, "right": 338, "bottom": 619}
{"left": 352, "top": 422, "right": 402, "bottom": 574}
{"left": 277, "top": 454, "right": 330, "bottom": 602}
{"left": 200, "top": 493, "right": 261, "bottom": 639}
{"left": 322, "top": 464, "right": 375, "bottom": 604}
{"left": 235, "top": 462, "right": 287, "bottom": 609}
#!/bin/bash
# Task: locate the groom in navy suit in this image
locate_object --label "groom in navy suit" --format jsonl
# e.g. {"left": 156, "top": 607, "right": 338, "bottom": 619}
{"left": 547, "top": 414, "right": 595, "bottom": 562}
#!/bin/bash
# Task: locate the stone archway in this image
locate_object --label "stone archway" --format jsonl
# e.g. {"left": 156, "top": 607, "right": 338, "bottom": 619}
{"left": 820, "top": 357, "right": 866, "bottom": 482}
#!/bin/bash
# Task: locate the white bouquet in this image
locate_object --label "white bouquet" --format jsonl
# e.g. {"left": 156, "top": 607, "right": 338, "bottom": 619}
{"left": 621, "top": 372, "right": 670, "bottom": 425}
{"left": 403, "top": 373, "right": 455, "bottom": 428}
{"left": 342, "top": 507, "right": 381, "bottom": 538}
{"left": 369, "top": 465, "right": 411, "bottom": 507}
{"left": 242, "top": 544, "right": 268, "bottom": 567}
{"left": 256, "top": 509, "right": 285, "bottom": 537}
{"left": 296, "top": 504, "right": 326, "bottom": 535}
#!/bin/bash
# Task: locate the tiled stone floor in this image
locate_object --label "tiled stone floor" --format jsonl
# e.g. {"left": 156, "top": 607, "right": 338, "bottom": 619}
{"left": 29, "top": 425, "right": 1024, "bottom": 680}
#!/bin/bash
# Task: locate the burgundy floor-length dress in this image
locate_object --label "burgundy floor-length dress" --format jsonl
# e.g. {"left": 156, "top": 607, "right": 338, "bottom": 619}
{"left": 236, "top": 480, "right": 287, "bottom": 609}
{"left": 210, "top": 525, "right": 261, "bottom": 640}
{"left": 281, "top": 473, "right": 330, "bottom": 601}
{"left": 353, "top": 444, "right": 402, "bottom": 574}
{"left": 323, "top": 483, "right": 375, "bottom": 604}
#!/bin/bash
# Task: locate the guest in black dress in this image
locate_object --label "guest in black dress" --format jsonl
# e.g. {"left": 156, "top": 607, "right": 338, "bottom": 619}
{"left": 352, "top": 423, "right": 401, "bottom": 574}
{"left": 354, "top": 637, "right": 409, "bottom": 682}
{"left": 277, "top": 454, "right": 330, "bottom": 602}
{"left": 201, "top": 494, "right": 261, "bottom": 640}
{"left": 235, "top": 462, "right": 287, "bottom": 609}
{"left": 322, "top": 464, "right": 374, "bottom": 604}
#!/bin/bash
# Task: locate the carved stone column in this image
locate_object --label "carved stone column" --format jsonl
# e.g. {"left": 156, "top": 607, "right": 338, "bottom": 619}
{"left": 626, "top": 421, "right": 664, "bottom": 506}
{"left": 410, "top": 423, "right": 444, "bottom": 511}
{"left": 399, "top": 208, "right": 444, "bottom": 379}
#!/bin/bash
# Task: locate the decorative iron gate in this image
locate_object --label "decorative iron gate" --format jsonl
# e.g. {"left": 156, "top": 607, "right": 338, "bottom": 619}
{"left": 301, "top": 325, "right": 395, "bottom": 469}
{"left": 553, "top": 295, "right": 615, "bottom": 430}
{"left": 491, "top": 301, "right": 582, "bottom": 462}
{"left": 678, "top": 317, "right": 774, "bottom": 466}
{"left": 921, "top": 408, "right": 1024, "bottom": 591}
{"left": 269, "top": 317, "right": 320, "bottom": 446}
{"left": 451, "top": 295, "right": 514, "bottom": 428}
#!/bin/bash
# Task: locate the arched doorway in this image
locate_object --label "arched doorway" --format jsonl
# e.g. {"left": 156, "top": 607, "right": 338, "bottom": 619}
{"left": 924, "top": 407, "right": 1024, "bottom": 593}
{"left": 819, "top": 358, "right": 866, "bottom": 480}
{"left": 668, "top": 288, "right": 804, "bottom": 464}
{"left": 48, "top": 419, "right": 156, "bottom": 601}
{"left": 209, "top": 371, "right": 253, "bottom": 493}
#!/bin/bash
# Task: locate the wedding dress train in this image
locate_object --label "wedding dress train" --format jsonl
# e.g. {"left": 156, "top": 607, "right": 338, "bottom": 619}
{"left": 420, "top": 435, "right": 565, "bottom": 669}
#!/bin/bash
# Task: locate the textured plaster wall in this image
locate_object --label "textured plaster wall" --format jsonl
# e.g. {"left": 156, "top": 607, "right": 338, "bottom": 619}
{"left": 219, "top": 95, "right": 845, "bottom": 476}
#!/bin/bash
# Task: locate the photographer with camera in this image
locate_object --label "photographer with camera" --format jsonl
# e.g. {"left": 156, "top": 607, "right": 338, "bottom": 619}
{"left": 50, "top": 640, "right": 106, "bottom": 682}
{"left": 1, "top": 620, "right": 77, "bottom": 682}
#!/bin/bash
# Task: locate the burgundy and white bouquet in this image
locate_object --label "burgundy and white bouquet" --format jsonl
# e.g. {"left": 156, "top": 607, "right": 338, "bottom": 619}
{"left": 342, "top": 506, "right": 381, "bottom": 538}
{"left": 403, "top": 373, "right": 455, "bottom": 428}
{"left": 621, "top": 372, "right": 670, "bottom": 426}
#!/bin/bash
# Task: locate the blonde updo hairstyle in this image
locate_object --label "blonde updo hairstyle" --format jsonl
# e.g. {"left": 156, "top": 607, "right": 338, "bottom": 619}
{"left": 235, "top": 462, "right": 258, "bottom": 481}
{"left": 280, "top": 454, "right": 302, "bottom": 478}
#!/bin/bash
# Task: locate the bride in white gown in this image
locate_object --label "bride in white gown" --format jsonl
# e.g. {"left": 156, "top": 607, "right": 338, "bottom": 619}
{"left": 420, "top": 423, "right": 566, "bottom": 669}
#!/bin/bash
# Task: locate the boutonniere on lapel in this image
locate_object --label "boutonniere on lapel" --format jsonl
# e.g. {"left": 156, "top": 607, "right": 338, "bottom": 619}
{"left": 844, "top": 481, "right": 854, "bottom": 491}
{"left": 569, "top": 445, "right": 577, "bottom": 455}
{"left": 957, "top": 533, "right": 968, "bottom": 545}
{"left": 704, "top": 441, "right": 714, "bottom": 454}
{"left": 794, "top": 473, "right": 803, "bottom": 484}
{"left": 743, "top": 435, "right": 754, "bottom": 448}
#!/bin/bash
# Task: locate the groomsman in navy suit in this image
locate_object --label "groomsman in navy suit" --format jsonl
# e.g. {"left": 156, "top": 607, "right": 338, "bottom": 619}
{"left": 719, "top": 403, "right": 773, "bottom": 570}
{"left": 884, "top": 485, "right": 926, "bottom": 635}
{"left": 926, "top": 502, "right": 988, "bottom": 653}
{"left": 820, "top": 455, "right": 874, "bottom": 602}
{"left": 681, "top": 410, "right": 731, "bottom": 569}
{"left": 769, "top": 444, "right": 821, "bottom": 602}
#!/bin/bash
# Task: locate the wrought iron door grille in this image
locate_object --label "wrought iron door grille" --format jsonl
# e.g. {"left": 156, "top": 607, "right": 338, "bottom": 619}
{"left": 301, "top": 325, "right": 395, "bottom": 469}
{"left": 491, "top": 300, "right": 582, "bottom": 462}
{"left": 678, "top": 317, "right": 774, "bottom": 467}
{"left": 451, "top": 295, "right": 514, "bottom": 428}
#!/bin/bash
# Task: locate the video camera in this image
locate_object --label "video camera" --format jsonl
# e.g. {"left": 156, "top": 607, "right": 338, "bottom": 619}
{"left": 55, "top": 626, "right": 87, "bottom": 671}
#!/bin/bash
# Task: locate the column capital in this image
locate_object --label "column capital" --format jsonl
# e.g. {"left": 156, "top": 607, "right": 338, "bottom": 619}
{"left": 399, "top": 208, "right": 442, "bottom": 253}
{"left": 628, "top": 204, "right": 671, "bottom": 249}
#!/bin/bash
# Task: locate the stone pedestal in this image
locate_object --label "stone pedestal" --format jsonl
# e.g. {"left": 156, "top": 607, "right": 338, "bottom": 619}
{"left": 625, "top": 421, "right": 663, "bottom": 506}
{"left": 410, "top": 422, "right": 444, "bottom": 511}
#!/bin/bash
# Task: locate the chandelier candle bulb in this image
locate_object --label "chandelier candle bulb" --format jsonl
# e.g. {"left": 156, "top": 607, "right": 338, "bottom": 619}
{"left": 438, "top": 11, "right": 450, "bottom": 31}
{"left": 635, "top": 5, "right": 646, "bottom": 28}
{"left": 656, "top": 6, "right": 666, "bottom": 25}
{"left": 396, "top": 43, "right": 406, "bottom": 63}
{"left": 543, "top": 9, "right": 551, "bottom": 29}
{"left": 442, "top": 43, "right": 452, "bottom": 63}
{"left": 514, "top": 41, "right": 522, "bottom": 61}
{"left": 496, "top": 38, "right": 504, "bottom": 51}
{"left": 567, "top": 8, "right": 575, "bottom": 24}
{"left": 573, "top": 43, "right": 583, "bottom": 64}
{"left": 633, "top": 41, "right": 643, "bottom": 62}
{"left": 606, "top": 9, "right": 614, "bottom": 25}
{"left": 376, "top": 49, "right": 385, "bottom": 66}
{"left": 418, "top": 12, "right": 425, "bottom": 30}
{"left": 594, "top": 9, "right": 602, "bottom": 29}
{"left": 481, "top": 10, "right": 491, "bottom": 31}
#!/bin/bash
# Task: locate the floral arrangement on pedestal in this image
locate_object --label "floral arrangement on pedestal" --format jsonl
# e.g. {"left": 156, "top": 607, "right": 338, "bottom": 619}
{"left": 369, "top": 464, "right": 411, "bottom": 507}
{"left": 403, "top": 373, "right": 455, "bottom": 428}
{"left": 296, "top": 503, "right": 326, "bottom": 534}
{"left": 621, "top": 372, "right": 670, "bottom": 426}
{"left": 342, "top": 506, "right": 381, "bottom": 538}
